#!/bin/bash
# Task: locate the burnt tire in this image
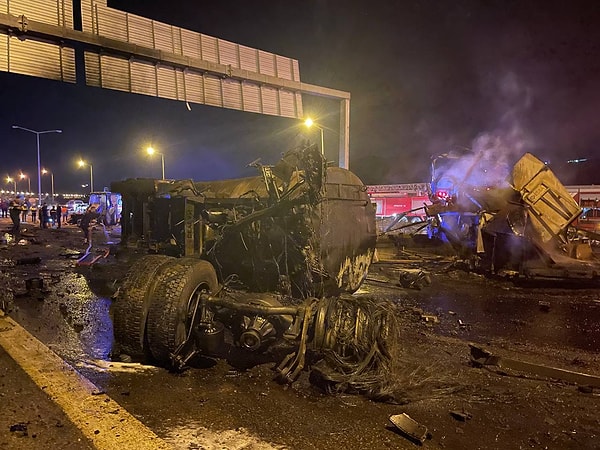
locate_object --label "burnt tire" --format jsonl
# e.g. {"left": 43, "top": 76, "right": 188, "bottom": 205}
{"left": 146, "top": 259, "right": 219, "bottom": 366}
{"left": 113, "top": 254, "right": 175, "bottom": 359}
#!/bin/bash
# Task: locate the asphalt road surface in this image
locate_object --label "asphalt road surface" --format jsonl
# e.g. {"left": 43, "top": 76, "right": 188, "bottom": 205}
{"left": 0, "top": 218, "right": 598, "bottom": 449}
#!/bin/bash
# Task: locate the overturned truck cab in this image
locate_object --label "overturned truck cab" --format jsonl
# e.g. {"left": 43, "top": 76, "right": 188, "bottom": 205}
{"left": 427, "top": 151, "right": 600, "bottom": 281}
{"left": 110, "top": 145, "right": 393, "bottom": 394}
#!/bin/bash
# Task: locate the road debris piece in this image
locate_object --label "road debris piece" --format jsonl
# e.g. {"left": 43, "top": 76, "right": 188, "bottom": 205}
{"left": 538, "top": 301, "right": 551, "bottom": 312}
{"left": 398, "top": 269, "right": 432, "bottom": 290}
{"left": 450, "top": 410, "right": 473, "bottom": 422}
{"left": 9, "top": 422, "right": 28, "bottom": 436}
{"left": 388, "top": 413, "right": 429, "bottom": 444}
{"left": 77, "top": 245, "right": 110, "bottom": 267}
{"left": 77, "top": 359, "right": 159, "bottom": 373}
{"left": 421, "top": 314, "right": 439, "bottom": 325}
{"left": 470, "top": 345, "right": 600, "bottom": 388}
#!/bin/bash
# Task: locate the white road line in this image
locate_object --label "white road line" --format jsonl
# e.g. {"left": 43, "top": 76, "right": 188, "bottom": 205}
{"left": 0, "top": 311, "right": 172, "bottom": 450}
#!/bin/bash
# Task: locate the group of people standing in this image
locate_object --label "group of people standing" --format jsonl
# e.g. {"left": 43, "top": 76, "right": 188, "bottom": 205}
{"left": 6, "top": 195, "right": 97, "bottom": 245}
{"left": 7, "top": 196, "right": 69, "bottom": 233}
{"left": 1, "top": 199, "right": 11, "bottom": 218}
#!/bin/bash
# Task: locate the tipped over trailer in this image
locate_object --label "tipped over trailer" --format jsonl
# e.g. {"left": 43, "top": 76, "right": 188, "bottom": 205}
{"left": 110, "top": 145, "right": 395, "bottom": 394}
{"left": 425, "top": 151, "right": 600, "bottom": 280}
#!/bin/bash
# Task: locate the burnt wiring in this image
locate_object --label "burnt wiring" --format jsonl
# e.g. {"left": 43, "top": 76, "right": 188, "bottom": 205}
{"left": 310, "top": 296, "right": 401, "bottom": 400}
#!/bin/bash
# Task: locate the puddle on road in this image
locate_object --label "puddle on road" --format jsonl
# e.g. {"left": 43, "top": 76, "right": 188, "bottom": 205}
{"left": 2, "top": 264, "right": 115, "bottom": 368}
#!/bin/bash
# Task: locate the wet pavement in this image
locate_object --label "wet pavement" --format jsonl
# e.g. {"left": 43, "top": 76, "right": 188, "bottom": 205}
{"left": 0, "top": 217, "right": 599, "bottom": 449}
{"left": 0, "top": 345, "right": 95, "bottom": 450}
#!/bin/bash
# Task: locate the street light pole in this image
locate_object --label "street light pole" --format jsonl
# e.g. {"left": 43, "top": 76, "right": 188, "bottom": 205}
{"left": 318, "top": 126, "right": 324, "bottom": 156}
{"left": 12, "top": 126, "right": 62, "bottom": 206}
{"left": 304, "top": 118, "right": 325, "bottom": 155}
{"left": 146, "top": 147, "right": 165, "bottom": 180}
{"left": 19, "top": 173, "right": 31, "bottom": 193}
{"left": 160, "top": 153, "right": 165, "bottom": 180}
{"left": 42, "top": 169, "right": 55, "bottom": 203}
{"left": 6, "top": 176, "right": 16, "bottom": 194}
{"left": 78, "top": 160, "right": 94, "bottom": 193}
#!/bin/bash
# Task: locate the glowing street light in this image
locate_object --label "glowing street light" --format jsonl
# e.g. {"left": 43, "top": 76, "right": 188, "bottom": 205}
{"left": 78, "top": 159, "right": 94, "bottom": 193}
{"left": 6, "top": 176, "right": 16, "bottom": 193}
{"left": 42, "top": 168, "right": 54, "bottom": 203}
{"left": 146, "top": 146, "right": 165, "bottom": 180}
{"left": 12, "top": 125, "right": 62, "bottom": 206}
{"left": 19, "top": 172, "right": 31, "bottom": 193}
{"left": 304, "top": 118, "right": 324, "bottom": 155}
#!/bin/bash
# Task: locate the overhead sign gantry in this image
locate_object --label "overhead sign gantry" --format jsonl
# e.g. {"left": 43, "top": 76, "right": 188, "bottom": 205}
{"left": 0, "top": 0, "right": 351, "bottom": 168}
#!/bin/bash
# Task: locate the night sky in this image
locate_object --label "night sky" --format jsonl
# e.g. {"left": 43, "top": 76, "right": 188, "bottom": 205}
{"left": 1, "top": 0, "right": 599, "bottom": 194}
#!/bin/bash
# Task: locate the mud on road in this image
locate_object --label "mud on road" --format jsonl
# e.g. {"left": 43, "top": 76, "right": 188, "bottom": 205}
{"left": 0, "top": 219, "right": 599, "bottom": 449}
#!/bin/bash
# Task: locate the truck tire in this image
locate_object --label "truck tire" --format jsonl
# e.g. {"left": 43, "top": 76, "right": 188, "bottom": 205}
{"left": 113, "top": 254, "right": 175, "bottom": 359}
{"left": 146, "top": 259, "right": 219, "bottom": 366}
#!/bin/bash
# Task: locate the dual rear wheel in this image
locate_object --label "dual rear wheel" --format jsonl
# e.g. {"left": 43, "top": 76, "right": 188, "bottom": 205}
{"left": 113, "top": 255, "right": 218, "bottom": 366}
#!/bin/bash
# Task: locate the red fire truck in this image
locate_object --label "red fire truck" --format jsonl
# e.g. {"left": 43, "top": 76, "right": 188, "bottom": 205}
{"left": 367, "top": 183, "right": 431, "bottom": 218}
{"left": 567, "top": 185, "right": 600, "bottom": 234}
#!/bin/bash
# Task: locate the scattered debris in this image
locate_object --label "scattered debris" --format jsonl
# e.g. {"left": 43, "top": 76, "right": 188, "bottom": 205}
{"left": 388, "top": 413, "right": 429, "bottom": 444}
{"left": 12, "top": 277, "right": 50, "bottom": 300}
{"left": 398, "top": 269, "right": 432, "bottom": 290}
{"left": 76, "top": 359, "right": 159, "bottom": 373}
{"left": 450, "top": 410, "right": 473, "bottom": 422}
{"left": 60, "top": 250, "right": 84, "bottom": 259}
{"left": 458, "top": 319, "right": 469, "bottom": 329}
{"left": 470, "top": 345, "right": 600, "bottom": 388}
{"left": 77, "top": 246, "right": 110, "bottom": 267}
{"left": 421, "top": 314, "right": 439, "bottom": 325}
{"left": 538, "top": 301, "right": 551, "bottom": 312}
{"left": 9, "top": 422, "right": 28, "bottom": 436}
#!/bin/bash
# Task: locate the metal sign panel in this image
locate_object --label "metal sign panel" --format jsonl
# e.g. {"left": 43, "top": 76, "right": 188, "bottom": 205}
{"left": 0, "top": 34, "right": 76, "bottom": 82}
{"left": 81, "top": 1, "right": 303, "bottom": 118}
{"left": 0, "top": 0, "right": 75, "bottom": 82}
{"left": 0, "top": 0, "right": 73, "bottom": 28}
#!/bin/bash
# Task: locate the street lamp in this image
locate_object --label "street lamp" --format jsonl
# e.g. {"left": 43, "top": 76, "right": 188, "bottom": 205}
{"left": 12, "top": 125, "right": 62, "bottom": 206}
{"left": 304, "top": 118, "right": 324, "bottom": 155}
{"left": 6, "top": 176, "right": 16, "bottom": 194}
{"left": 19, "top": 172, "right": 31, "bottom": 193}
{"left": 146, "top": 146, "right": 165, "bottom": 180}
{"left": 78, "top": 159, "right": 94, "bottom": 192}
{"left": 42, "top": 168, "right": 54, "bottom": 204}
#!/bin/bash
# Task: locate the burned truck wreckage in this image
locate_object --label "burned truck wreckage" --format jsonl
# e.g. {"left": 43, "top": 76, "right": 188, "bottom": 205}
{"left": 111, "top": 145, "right": 397, "bottom": 395}
{"left": 422, "top": 151, "right": 600, "bottom": 280}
